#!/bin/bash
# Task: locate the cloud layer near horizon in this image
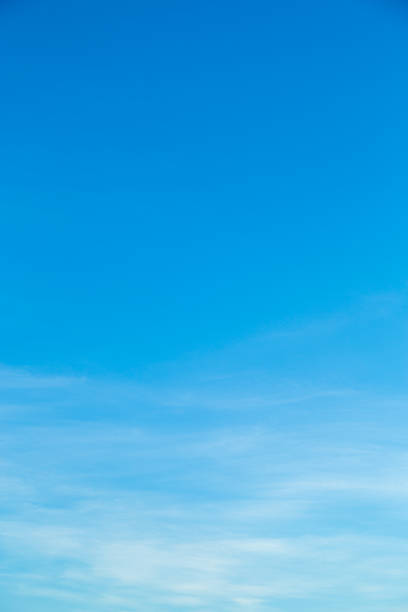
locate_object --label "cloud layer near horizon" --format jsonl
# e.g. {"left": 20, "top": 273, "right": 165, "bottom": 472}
{"left": 1, "top": 296, "right": 408, "bottom": 610}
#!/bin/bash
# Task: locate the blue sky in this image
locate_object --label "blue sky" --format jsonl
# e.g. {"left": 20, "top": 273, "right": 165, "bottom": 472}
{"left": 1, "top": 0, "right": 408, "bottom": 610}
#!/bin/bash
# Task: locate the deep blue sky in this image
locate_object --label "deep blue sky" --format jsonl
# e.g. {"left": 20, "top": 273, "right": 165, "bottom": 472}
{"left": 1, "top": 0, "right": 408, "bottom": 374}
{"left": 2, "top": 2, "right": 408, "bottom": 611}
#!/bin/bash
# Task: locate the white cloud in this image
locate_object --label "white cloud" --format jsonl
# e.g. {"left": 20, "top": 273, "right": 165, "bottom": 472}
{"left": 2, "top": 292, "right": 408, "bottom": 609}
{"left": 0, "top": 365, "right": 82, "bottom": 389}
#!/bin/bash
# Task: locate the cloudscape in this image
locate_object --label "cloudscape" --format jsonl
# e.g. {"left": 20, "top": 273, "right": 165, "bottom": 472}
{"left": 1, "top": 1, "right": 408, "bottom": 610}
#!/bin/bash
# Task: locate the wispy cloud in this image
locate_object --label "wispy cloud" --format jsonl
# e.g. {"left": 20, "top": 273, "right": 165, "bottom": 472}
{"left": 0, "top": 365, "right": 82, "bottom": 389}
{"left": 2, "top": 294, "right": 408, "bottom": 609}
{"left": 2, "top": 417, "right": 408, "bottom": 609}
